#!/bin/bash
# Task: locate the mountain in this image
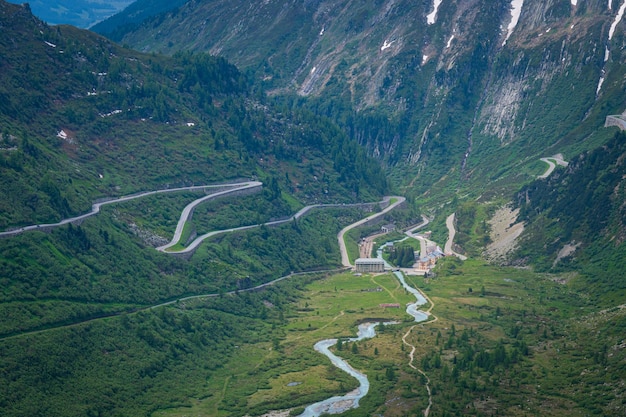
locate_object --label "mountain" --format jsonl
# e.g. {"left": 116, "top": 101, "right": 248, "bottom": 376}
{"left": 5, "top": 0, "right": 135, "bottom": 27}
{"left": 0, "top": 0, "right": 387, "bottom": 229}
{"left": 111, "top": 0, "right": 626, "bottom": 200}
{"left": 0, "top": 2, "right": 392, "bottom": 414}
{"left": 2, "top": 1, "right": 626, "bottom": 416}
{"left": 91, "top": 0, "right": 188, "bottom": 41}
{"left": 514, "top": 130, "right": 626, "bottom": 303}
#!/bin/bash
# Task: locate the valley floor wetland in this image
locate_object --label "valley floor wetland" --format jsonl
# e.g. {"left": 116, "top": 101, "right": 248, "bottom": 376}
{"left": 296, "top": 219, "right": 435, "bottom": 416}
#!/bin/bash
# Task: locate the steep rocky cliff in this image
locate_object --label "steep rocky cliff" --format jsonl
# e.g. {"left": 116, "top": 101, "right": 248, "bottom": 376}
{"left": 112, "top": 0, "right": 626, "bottom": 197}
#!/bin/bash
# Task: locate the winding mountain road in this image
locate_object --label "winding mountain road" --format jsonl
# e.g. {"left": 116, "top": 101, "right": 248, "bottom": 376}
{"left": 538, "top": 154, "right": 568, "bottom": 179}
{"left": 0, "top": 181, "right": 262, "bottom": 237}
{"left": 160, "top": 196, "right": 401, "bottom": 255}
{"left": 337, "top": 196, "right": 406, "bottom": 267}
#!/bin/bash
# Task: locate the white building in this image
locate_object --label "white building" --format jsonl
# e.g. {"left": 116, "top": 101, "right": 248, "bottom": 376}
{"left": 355, "top": 258, "right": 385, "bottom": 273}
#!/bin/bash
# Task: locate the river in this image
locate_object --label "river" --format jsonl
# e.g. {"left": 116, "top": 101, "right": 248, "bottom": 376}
{"left": 299, "top": 247, "right": 430, "bottom": 416}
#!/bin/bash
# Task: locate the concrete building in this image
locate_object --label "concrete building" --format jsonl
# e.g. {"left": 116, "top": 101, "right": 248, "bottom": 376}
{"left": 355, "top": 258, "right": 385, "bottom": 273}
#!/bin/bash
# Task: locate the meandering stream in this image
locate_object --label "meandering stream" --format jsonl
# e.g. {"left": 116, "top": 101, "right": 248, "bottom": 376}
{"left": 299, "top": 248, "right": 430, "bottom": 416}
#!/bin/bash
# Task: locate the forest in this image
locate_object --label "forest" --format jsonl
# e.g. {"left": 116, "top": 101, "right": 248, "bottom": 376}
{"left": 1, "top": 1, "right": 626, "bottom": 416}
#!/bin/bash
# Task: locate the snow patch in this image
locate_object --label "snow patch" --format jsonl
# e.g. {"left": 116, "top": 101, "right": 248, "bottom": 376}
{"left": 57, "top": 130, "right": 68, "bottom": 139}
{"left": 381, "top": 40, "right": 394, "bottom": 51}
{"left": 571, "top": 0, "right": 577, "bottom": 5}
{"left": 609, "top": 0, "right": 626, "bottom": 41}
{"left": 186, "top": 122, "right": 195, "bottom": 127}
{"left": 605, "top": 46, "right": 610, "bottom": 62}
{"left": 422, "top": 55, "right": 429, "bottom": 65}
{"left": 609, "top": 0, "right": 613, "bottom": 10}
{"left": 596, "top": 76, "right": 605, "bottom": 94}
{"left": 427, "top": 0, "right": 443, "bottom": 25}
{"left": 44, "top": 41, "right": 56, "bottom": 48}
{"left": 319, "top": 26, "right": 325, "bottom": 36}
{"left": 310, "top": 66, "right": 316, "bottom": 74}
{"left": 502, "top": 0, "right": 524, "bottom": 46}
{"left": 446, "top": 35, "right": 455, "bottom": 48}
{"left": 100, "top": 110, "right": 122, "bottom": 118}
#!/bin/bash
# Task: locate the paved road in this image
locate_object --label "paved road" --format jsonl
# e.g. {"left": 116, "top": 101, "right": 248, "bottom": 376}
{"left": 404, "top": 215, "right": 432, "bottom": 258}
{"left": 156, "top": 181, "right": 262, "bottom": 252}
{"left": 337, "top": 197, "right": 406, "bottom": 267}
{"left": 0, "top": 181, "right": 261, "bottom": 237}
{"left": 161, "top": 200, "right": 391, "bottom": 255}
{"left": 538, "top": 154, "right": 568, "bottom": 179}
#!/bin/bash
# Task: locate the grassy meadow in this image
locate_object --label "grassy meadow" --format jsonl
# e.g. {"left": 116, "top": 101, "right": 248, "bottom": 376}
{"left": 152, "top": 270, "right": 418, "bottom": 416}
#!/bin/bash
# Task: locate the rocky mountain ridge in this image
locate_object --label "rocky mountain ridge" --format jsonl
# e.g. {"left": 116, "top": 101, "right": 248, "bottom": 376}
{"left": 111, "top": 0, "right": 626, "bottom": 199}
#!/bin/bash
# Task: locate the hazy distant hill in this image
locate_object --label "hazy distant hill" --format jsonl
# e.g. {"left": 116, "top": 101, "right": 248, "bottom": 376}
{"left": 5, "top": 0, "right": 134, "bottom": 27}
{"left": 91, "top": 0, "right": 188, "bottom": 40}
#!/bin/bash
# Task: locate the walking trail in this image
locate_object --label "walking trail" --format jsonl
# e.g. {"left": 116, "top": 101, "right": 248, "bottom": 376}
{"left": 401, "top": 286, "right": 437, "bottom": 417}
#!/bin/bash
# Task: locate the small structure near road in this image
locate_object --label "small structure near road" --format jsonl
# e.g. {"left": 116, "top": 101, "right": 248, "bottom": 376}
{"left": 355, "top": 258, "right": 385, "bottom": 273}
{"left": 415, "top": 245, "right": 445, "bottom": 273}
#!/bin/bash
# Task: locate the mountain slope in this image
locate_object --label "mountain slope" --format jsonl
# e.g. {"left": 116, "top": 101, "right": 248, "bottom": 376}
{"left": 5, "top": 0, "right": 134, "bottom": 27}
{"left": 0, "top": 1, "right": 387, "bottom": 229}
{"left": 0, "top": 3, "right": 392, "bottom": 414}
{"left": 91, "top": 0, "right": 188, "bottom": 41}
{"left": 112, "top": 0, "right": 626, "bottom": 199}
{"left": 514, "top": 130, "right": 626, "bottom": 304}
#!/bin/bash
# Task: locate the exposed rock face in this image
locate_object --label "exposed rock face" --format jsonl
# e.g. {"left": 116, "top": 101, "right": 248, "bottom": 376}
{"left": 118, "top": 0, "right": 626, "bottom": 193}
{"left": 484, "top": 206, "right": 524, "bottom": 264}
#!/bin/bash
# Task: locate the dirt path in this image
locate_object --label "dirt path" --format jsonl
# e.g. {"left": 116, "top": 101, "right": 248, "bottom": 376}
{"left": 0, "top": 268, "right": 346, "bottom": 342}
{"left": 444, "top": 213, "right": 467, "bottom": 260}
{"left": 371, "top": 276, "right": 400, "bottom": 301}
{"left": 401, "top": 288, "right": 437, "bottom": 417}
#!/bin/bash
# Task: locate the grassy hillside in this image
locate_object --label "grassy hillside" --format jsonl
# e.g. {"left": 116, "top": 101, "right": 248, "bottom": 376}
{"left": 0, "top": 1, "right": 387, "bottom": 229}
{"left": 109, "top": 0, "right": 626, "bottom": 203}
{"left": 1, "top": 1, "right": 626, "bottom": 416}
{"left": 514, "top": 130, "right": 626, "bottom": 304}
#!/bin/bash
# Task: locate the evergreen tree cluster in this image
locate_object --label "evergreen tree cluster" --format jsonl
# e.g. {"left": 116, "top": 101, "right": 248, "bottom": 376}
{"left": 388, "top": 244, "right": 416, "bottom": 267}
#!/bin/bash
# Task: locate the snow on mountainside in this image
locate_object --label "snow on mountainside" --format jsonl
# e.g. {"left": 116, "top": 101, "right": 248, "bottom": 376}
{"left": 113, "top": 0, "right": 626, "bottom": 197}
